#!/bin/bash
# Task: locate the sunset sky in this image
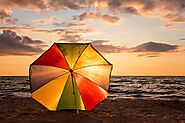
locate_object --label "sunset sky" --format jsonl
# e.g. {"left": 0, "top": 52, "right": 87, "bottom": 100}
{"left": 0, "top": 0, "right": 185, "bottom": 76}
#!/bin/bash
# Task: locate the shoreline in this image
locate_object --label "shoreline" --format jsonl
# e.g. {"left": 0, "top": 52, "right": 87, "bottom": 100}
{"left": 1, "top": 95, "right": 185, "bottom": 123}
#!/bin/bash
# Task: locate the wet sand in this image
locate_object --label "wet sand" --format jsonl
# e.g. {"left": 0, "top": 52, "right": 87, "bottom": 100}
{"left": 0, "top": 95, "right": 185, "bottom": 123}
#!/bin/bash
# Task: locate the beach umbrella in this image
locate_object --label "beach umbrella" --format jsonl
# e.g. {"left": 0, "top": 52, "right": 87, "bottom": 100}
{"left": 29, "top": 43, "right": 112, "bottom": 112}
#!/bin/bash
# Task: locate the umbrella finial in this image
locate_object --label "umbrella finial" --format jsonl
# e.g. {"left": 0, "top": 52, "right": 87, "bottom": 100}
{"left": 69, "top": 69, "right": 73, "bottom": 73}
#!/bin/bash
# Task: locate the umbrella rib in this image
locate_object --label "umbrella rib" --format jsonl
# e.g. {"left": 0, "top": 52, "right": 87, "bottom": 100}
{"left": 55, "top": 43, "right": 71, "bottom": 70}
{"left": 71, "top": 74, "right": 79, "bottom": 114}
{"left": 90, "top": 44, "right": 112, "bottom": 65}
{"left": 72, "top": 44, "right": 89, "bottom": 69}
{"left": 30, "top": 65, "right": 69, "bottom": 72}
{"left": 74, "top": 64, "right": 113, "bottom": 91}
{"left": 73, "top": 64, "right": 112, "bottom": 71}
{"left": 71, "top": 77, "right": 87, "bottom": 111}
{"left": 30, "top": 72, "right": 69, "bottom": 93}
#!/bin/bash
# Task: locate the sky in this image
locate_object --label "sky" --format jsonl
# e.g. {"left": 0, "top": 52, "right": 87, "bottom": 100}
{"left": 0, "top": 0, "right": 185, "bottom": 76}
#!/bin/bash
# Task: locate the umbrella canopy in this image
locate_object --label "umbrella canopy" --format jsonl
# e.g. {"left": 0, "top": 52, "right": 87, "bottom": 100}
{"left": 29, "top": 43, "right": 112, "bottom": 111}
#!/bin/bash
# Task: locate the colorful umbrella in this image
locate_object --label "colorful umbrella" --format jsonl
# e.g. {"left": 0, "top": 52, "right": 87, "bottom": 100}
{"left": 29, "top": 43, "right": 112, "bottom": 112}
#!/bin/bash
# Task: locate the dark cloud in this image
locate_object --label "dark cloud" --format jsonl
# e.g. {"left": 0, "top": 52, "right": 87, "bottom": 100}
{"left": 137, "top": 53, "right": 160, "bottom": 57}
{"left": 87, "top": 40, "right": 179, "bottom": 54}
{"left": 0, "top": 0, "right": 47, "bottom": 11}
{"left": 91, "top": 40, "right": 125, "bottom": 53}
{"left": 147, "top": 55, "right": 159, "bottom": 58}
{"left": 156, "top": 0, "right": 185, "bottom": 22}
{"left": 0, "top": 30, "right": 45, "bottom": 56}
{"left": 123, "top": 7, "right": 138, "bottom": 14}
{"left": 128, "top": 41, "right": 179, "bottom": 57}
{"left": 14, "top": 0, "right": 47, "bottom": 10}
{"left": 21, "top": 36, "right": 47, "bottom": 47}
{"left": 131, "top": 41, "right": 178, "bottom": 52}
{"left": 48, "top": 0, "right": 81, "bottom": 10}
{"left": 65, "top": 23, "right": 85, "bottom": 27}
{"left": 0, "top": 10, "right": 11, "bottom": 18}
{"left": 180, "top": 38, "right": 185, "bottom": 41}
{"left": 108, "top": 0, "right": 155, "bottom": 13}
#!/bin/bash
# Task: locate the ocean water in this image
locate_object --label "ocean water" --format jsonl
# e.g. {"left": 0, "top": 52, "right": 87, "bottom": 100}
{"left": 0, "top": 76, "right": 185, "bottom": 101}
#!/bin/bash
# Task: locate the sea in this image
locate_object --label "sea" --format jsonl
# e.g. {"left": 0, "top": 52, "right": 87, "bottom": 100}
{"left": 0, "top": 76, "right": 185, "bottom": 101}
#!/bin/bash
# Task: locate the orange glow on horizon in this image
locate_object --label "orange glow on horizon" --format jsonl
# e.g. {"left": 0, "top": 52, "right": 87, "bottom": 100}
{"left": 0, "top": 51, "right": 185, "bottom": 76}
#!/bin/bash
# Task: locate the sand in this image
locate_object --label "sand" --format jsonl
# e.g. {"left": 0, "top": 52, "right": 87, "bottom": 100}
{"left": 0, "top": 95, "right": 185, "bottom": 123}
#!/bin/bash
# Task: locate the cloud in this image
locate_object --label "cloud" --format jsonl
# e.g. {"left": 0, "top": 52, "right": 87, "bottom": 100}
{"left": 0, "top": 27, "right": 92, "bottom": 35}
{"left": 107, "top": 0, "right": 156, "bottom": 13}
{"left": 127, "top": 41, "right": 179, "bottom": 57}
{"left": 74, "top": 12, "right": 120, "bottom": 24}
{"left": 57, "top": 28, "right": 92, "bottom": 42}
{"left": 21, "top": 36, "right": 47, "bottom": 47}
{"left": 164, "top": 23, "right": 183, "bottom": 30}
{"left": 64, "top": 28, "right": 93, "bottom": 34}
{"left": 0, "top": 9, "right": 17, "bottom": 24}
{"left": 137, "top": 53, "right": 160, "bottom": 57}
{"left": 0, "top": 26, "right": 93, "bottom": 44}
{"left": 0, "top": 0, "right": 47, "bottom": 12}
{"left": 53, "top": 22, "right": 85, "bottom": 28}
{"left": 158, "top": 0, "right": 185, "bottom": 22}
{"left": 147, "top": 55, "right": 159, "bottom": 58}
{"left": 48, "top": 0, "right": 81, "bottom": 10}
{"left": 0, "top": 0, "right": 47, "bottom": 24}
{"left": 107, "top": 0, "right": 185, "bottom": 26}
{"left": 0, "top": 27, "right": 58, "bottom": 34}
{"left": 1, "top": 0, "right": 185, "bottom": 26}
{"left": 90, "top": 40, "right": 125, "bottom": 53}
{"left": 180, "top": 38, "right": 185, "bottom": 41}
{"left": 57, "top": 37, "right": 126, "bottom": 53}
{"left": 123, "top": 6, "right": 138, "bottom": 14}
{"left": 130, "top": 41, "right": 178, "bottom": 52}
{"left": 0, "top": 30, "right": 45, "bottom": 56}
{"left": 32, "top": 17, "right": 62, "bottom": 25}
{"left": 59, "top": 34, "right": 83, "bottom": 42}
{"left": 0, "top": 10, "right": 10, "bottom": 18}
{"left": 0, "top": 10, "right": 10, "bottom": 23}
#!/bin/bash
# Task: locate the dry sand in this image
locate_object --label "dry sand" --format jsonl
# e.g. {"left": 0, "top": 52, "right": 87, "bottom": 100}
{"left": 0, "top": 95, "right": 185, "bottom": 123}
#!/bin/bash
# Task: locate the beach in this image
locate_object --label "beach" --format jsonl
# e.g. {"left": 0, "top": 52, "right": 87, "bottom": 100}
{"left": 0, "top": 76, "right": 185, "bottom": 123}
{"left": 0, "top": 95, "right": 185, "bottom": 123}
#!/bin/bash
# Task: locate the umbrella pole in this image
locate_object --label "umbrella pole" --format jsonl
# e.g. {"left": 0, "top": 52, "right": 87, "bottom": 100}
{"left": 71, "top": 74, "right": 79, "bottom": 114}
